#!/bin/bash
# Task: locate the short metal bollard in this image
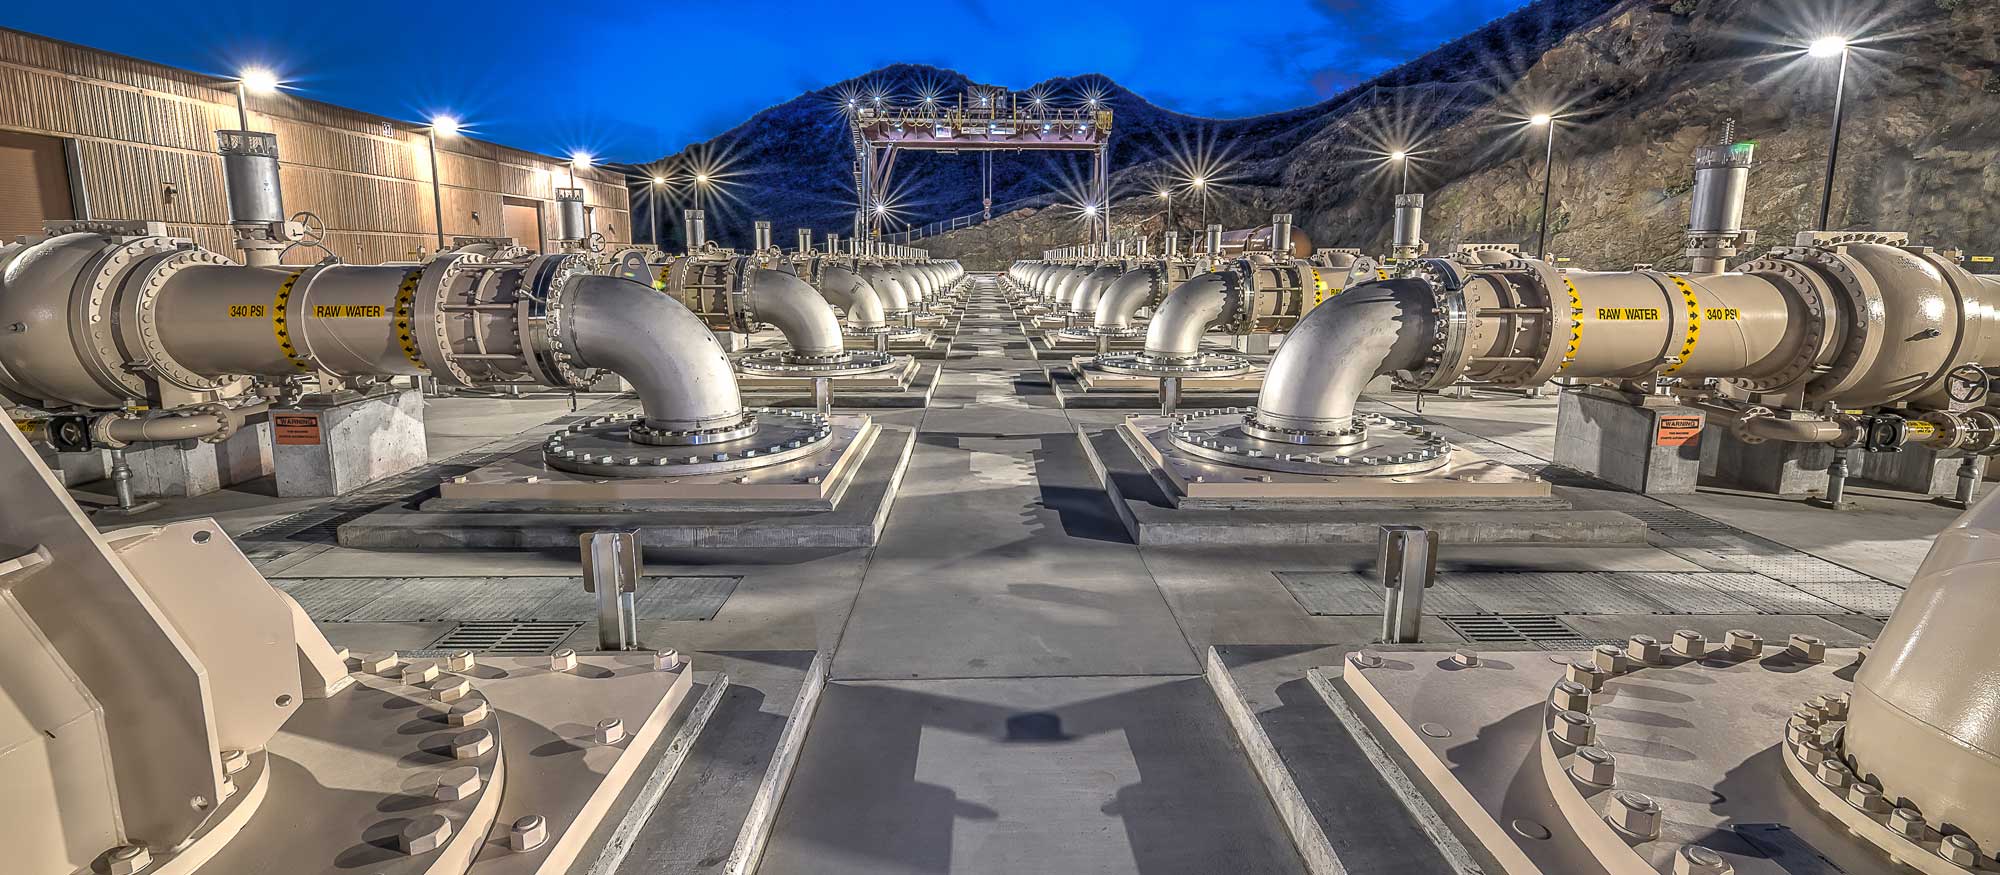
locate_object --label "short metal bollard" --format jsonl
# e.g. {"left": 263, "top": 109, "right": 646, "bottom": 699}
{"left": 581, "top": 529, "right": 641, "bottom": 651}
{"left": 1379, "top": 525, "right": 1439, "bottom": 644}
{"left": 812, "top": 377, "right": 833, "bottom": 415}
{"left": 1159, "top": 375, "right": 1183, "bottom": 415}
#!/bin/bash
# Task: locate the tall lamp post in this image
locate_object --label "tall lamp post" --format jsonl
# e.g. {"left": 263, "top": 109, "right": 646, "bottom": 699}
{"left": 649, "top": 175, "right": 666, "bottom": 247}
{"left": 1157, "top": 186, "right": 1173, "bottom": 232}
{"left": 1191, "top": 176, "right": 1209, "bottom": 228}
{"left": 234, "top": 67, "right": 277, "bottom": 130}
{"left": 1809, "top": 35, "right": 1853, "bottom": 231}
{"left": 1529, "top": 114, "right": 1556, "bottom": 260}
{"left": 426, "top": 115, "right": 459, "bottom": 252}
{"left": 1390, "top": 150, "right": 1410, "bottom": 195}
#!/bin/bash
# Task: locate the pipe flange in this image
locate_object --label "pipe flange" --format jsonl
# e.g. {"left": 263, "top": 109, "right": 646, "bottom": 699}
{"left": 1094, "top": 351, "right": 1254, "bottom": 378}
{"left": 413, "top": 254, "right": 481, "bottom": 386}
{"left": 536, "top": 255, "right": 600, "bottom": 390}
{"left": 122, "top": 247, "right": 238, "bottom": 392}
{"left": 1399, "top": 273, "right": 1470, "bottom": 392}
{"left": 1055, "top": 325, "right": 1148, "bottom": 342}
{"left": 1167, "top": 410, "right": 1452, "bottom": 476}
{"left": 1773, "top": 247, "right": 1882, "bottom": 402}
{"left": 1223, "top": 259, "right": 1258, "bottom": 334}
{"left": 844, "top": 325, "right": 925, "bottom": 340}
{"left": 544, "top": 408, "right": 833, "bottom": 477}
{"left": 1241, "top": 411, "right": 1368, "bottom": 446}
{"left": 736, "top": 348, "right": 902, "bottom": 377}
{"left": 624, "top": 412, "right": 762, "bottom": 447}
{"left": 1731, "top": 258, "right": 1832, "bottom": 393}
{"left": 77, "top": 235, "right": 183, "bottom": 399}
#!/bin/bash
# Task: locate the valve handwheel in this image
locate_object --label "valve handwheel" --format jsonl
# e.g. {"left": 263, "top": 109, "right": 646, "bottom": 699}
{"left": 1946, "top": 363, "right": 1993, "bottom": 404}
{"left": 288, "top": 211, "right": 327, "bottom": 245}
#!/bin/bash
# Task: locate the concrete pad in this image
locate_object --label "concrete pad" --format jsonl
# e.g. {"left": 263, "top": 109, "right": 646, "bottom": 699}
{"left": 1045, "top": 366, "right": 1262, "bottom": 410}
{"left": 739, "top": 360, "right": 941, "bottom": 409}
{"left": 757, "top": 676, "right": 1307, "bottom": 875}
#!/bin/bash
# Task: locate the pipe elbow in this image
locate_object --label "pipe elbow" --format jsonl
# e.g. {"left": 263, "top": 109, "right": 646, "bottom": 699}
{"left": 861, "top": 267, "right": 912, "bottom": 313}
{"left": 561, "top": 274, "right": 745, "bottom": 432}
{"left": 746, "top": 268, "right": 845, "bottom": 357}
{"left": 820, "top": 265, "right": 886, "bottom": 330}
{"left": 1252, "top": 280, "right": 1437, "bottom": 432}
{"left": 1093, "top": 270, "right": 1156, "bottom": 330}
{"left": 1142, "top": 273, "right": 1234, "bottom": 360}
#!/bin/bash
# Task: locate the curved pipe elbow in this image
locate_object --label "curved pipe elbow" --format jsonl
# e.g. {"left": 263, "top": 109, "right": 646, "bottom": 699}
{"left": 1253, "top": 280, "right": 1437, "bottom": 432}
{"left": 1072, "top": 267, "right": 1122, "bottom": 315}
{"left": 1093, "top": 270, "right": 1156, "bottom": 330}
{"left": 1142, "top": 273, "right": 1233, "bottom": 359}
{"left": 861, "top": 267, "right": 912, "bottom": 313}
{"left": 746, "top": 268, "right": 845, "bottom": 357}
{"left": 820, "top": 265, "right": 886, "bottom": 330}
{"left": 562, "top": 274, "right": 745, "bottom": 432}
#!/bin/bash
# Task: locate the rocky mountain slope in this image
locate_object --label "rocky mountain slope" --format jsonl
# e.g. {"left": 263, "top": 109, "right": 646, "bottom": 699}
{"left": 633, "top": 0, "right": 2000, "bottom": 272}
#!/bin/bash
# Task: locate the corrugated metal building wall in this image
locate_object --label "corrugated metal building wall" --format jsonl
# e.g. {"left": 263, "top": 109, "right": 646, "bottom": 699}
{"left": 0, "top": 27, "right": 631, "bottom": 264}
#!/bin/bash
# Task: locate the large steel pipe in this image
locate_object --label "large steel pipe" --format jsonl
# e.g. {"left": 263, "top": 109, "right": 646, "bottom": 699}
{"left": 1093, "top": 268, "right": 1159, "bottom": 331}
{"left": 1142, "top": 274, "right": 1234, "bottom": 361}
{"left": 744, "top": 268, "right": 846, "bottom": 358}
{"left": 1251, "top": 280, "right": 1436, "bottom": 434}
{"left": 562, "top": 274, "right": 744, "bottom": 431}
{"left": 1068, "top": 265, "right": 1123, "bottom": 316}
{"left": 859, "top": 265, "right": 913, "bottom": 314}
{"left": 1845, "top": 488, "right": 2000, "bottom": 853}
{"left": 819, "top": 264, "right": 888, "bottom": 331}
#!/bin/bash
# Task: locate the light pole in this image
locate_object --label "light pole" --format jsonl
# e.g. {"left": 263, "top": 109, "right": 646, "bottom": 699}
{"left": 234, "top": 67, "right": 277, "bottom": 130}
{"left": 650, "top": 175, "right": 666, "bottom": 247}
{"left": 1390, "top": 150, "right": 1410, "bottom": 195}
{"left": 1809, "top": 35, "right": 1853, "bottom": 231}
{"left": 427, "top": 115, "right": 459, "bottom": 252}
{"left": 1157, "top": 186, "right": 1173, "bottom": 232}
{"left": 1529, "top": 114, "right": 1556, "bottom": 260}
{"left": 1192, "top": 176, "right": 1208, "bottom": 227}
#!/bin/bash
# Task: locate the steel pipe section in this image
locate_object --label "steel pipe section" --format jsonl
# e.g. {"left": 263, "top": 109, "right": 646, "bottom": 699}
{"left": 1092, "top": 267, "right": 1162, "bottom": 331}
{"left": 562, "top": 273, "right": 744, "bottom": 431}
{"left": 858, "top": 265, "right": 914, "bottom": 315}
{"left": 1250, "top": 280, "right": 1436, "bottom": 436}
{"left": 818, "top": 263, "right": 888, "bottom": 331}
{"left": 1844, "top": 488, "right": 2000, "bottom": 854}
{"left": 1067, "top": 265, "right": 1123, "bottom": 316}
{"left": 742, "top": 267, "right": 847, "bottom": 359}
{"left": 1141, "top": 273, "right": 1235, "bottom": 362}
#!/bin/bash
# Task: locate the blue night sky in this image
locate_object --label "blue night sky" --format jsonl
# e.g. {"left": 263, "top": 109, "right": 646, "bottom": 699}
{"left": 4, "top": 0, "right": 1531, "bottom": 162}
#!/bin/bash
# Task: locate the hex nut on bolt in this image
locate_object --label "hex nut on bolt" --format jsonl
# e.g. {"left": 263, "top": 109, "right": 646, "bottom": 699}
{"left": 1627, "top": 635, "right": 1662, "bottom": 665}
{"left": 549, "top": 649, "right": 578, "bottom": 672}
{"left": 400, "top": 813, "right": 454, "bottom": 855}
{"left": 360, "top": 652, "right": 400, "bottom": 674}
{"left": 1349, "top": 650, "right": 1384, "bottom": 669}
{"left": 1551, "top": 680, "right": 1592, "bottom": 712}
{"left": 402, "top": 662, "right": 440, "bottom": 685}
{"left": 1607, "top": 791, "right": 1663, "bottom": 840}
{"left": 1788, "top": 634, "right": 1826, "bottom": 663}
{"left": 447, "top": 698, "right": 489, "bottom": 727}
{"left": 1592, "top": 644, "right": 1628, "bottom": 674}
{"left": 596, "top": 717, "right": 626, "bottom": 745}
{"left": 1890, "top": 807, "right": 1926, "bottom": 840}
{"left": 429, "top": 676, "right": 472, "bottom": 703}
{"left": 451, "top": 728, "right": 493, "bottom": 760}
{"left": 1571, "top": 745, "right": 1617, "bottom": 786}
{"left": 1671, "top": 630, "right": 1705, "bottom": 659}
{"left": 1550, "top": 709, "right": 1597, "bottom": 746}
{"left": 1725, "top": 629, "right": 1763, "bottom": 657}
{"left": 1847, "top": 781, "right": 1890, "bottom": 814}
{"left": 1452, "top": 649, "right": 1480, "bottom": 667}
{"left": 655, "top": 649, "right": 684, "bottom": 671}
{"left": 1815, "top": 757, "right": 1851, "bottom": 788}
{"left": 510, "top": 814, "right": 549, "bottom": 852}
{"left": 107, "top": 844, "right": 151, "bottom": 875}
{"left": 435, "top": 765, "right": 483, "bottom": 801}
{"left": 1566, "top": 659, "right": 1608, "bottom": 692}
{"left": 1673, "top": 845, "right": 1734, "bottom": 875}
{"left": 1941, "top": 834, "right": 1981, "bottom": 867}
{"left": 445, "top": 651, "right": 476, "bottom": 671}
{"left": 220, "top": 748, "right": 249, "bottom": 775}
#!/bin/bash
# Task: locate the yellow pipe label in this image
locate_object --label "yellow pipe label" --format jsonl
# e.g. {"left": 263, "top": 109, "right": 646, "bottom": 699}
{"left": 272, "top": 271, "right": 312, "bottom": 372}
{"left": 228, "top": 304, "right": 267, "bottom": 318}
{"left": 1557, "top": 274, "right": 1584, "bottom": 372}
{"left": 312, "top": 304, "right": 385, "bottom": 318}
{"left": 1907, "top": 420, "right": 1938, "bottom": 438}
{"left": 1663, "top": 275, "right": 1703, "bottom": 375}
{"left": 393, "top": 268, "right": 429, "bottom": 370}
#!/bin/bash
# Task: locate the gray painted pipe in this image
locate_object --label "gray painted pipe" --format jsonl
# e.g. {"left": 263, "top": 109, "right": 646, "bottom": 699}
{"left": 859, "top": 265, "right": 912, "bottom": 313}
{"left": 1070, "top": 266, "right": 1123, "bottom": 315}
{"left": 1252, "top": 279, "right": 1436, "bottom": 433}
{"left": 1142, "top": 273, "right": 1233, "bottom": 360}
{"left": 818, "top": 264, "right": 887, "bottom": 331}
{"left": 1093, "top": 269, "right": 1157, "bottom": 330}
{"left": 745, "top": 268, "right": 846, "bottom": 358}
{"left": 563, "top": 274, "right": 744, "bottom": 432}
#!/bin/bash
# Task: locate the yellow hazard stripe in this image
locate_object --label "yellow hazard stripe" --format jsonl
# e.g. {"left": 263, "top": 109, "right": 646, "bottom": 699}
{"left": 1310, "top": 268, "right": 1328, "bottom": 305}
{"left": 1662, "top": 275, "right": 1702, "bottom": 375}
{"left": 392, "top": 268, "right": 429, "bottom": 370}
{"left": 1556, "top": 273, "right": 1584, "bottom": 373}
{"left": 272, "top": 271, "right": 311, "bottom": 372}
{"left": 1376, "top": 268, "right": 1389, "bottom": 281}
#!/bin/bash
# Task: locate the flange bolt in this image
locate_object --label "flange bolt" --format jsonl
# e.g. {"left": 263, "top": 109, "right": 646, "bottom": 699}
{"left": 1550, "top": 709, "right": 1597, "bottom": 746}
{"left": 1566, "top": 659, "right": 1608, "bottom": 691}
{"left": 1571, "top": 745, "right": 1617, "bottom": 786}
{"left": 1847, "top": 781, "right": 1890, "bottom": 814}
{"left": 1607, "top": 791, "right": 1663, "bottom": 840}
{"left": 510, "top": 814, "right": 548, "bottom": 852}
{"left": 1787, "top": 634, "right": 1826, "bottom": 663}
{"left": 107, "top": 845, "right": 152, "bottom": 875}
{"left": 1452, "top": 649, "right": 1481, "bottom": 667}
{"left": 1941, "top": 834, "right": 1982, "bottom": 868}
{"left": 1627, "top": 635, "right": 1662, "bottom": 665}
{"left": 1551, "top": 680, "right": 1592, "bottom": 712}
{"left": 451, "top": 728, "right": 493, "bottom": 759}
{"left": 400, "top": 813, "right": 453, "bottom": 855}
{"left": 1592, "top": 644, "right": 1628, "bottom": 674}
{"left": 595, "top": 717, "right": 626, "bottom": 745}
{"left": 1673, "top": 845, "right": 1734, "bottom": 875}
{"left": 1890, "top": 807, "right": 1927, "bottom": 840}
{"left": 435, "top": 765, "right": 483, "bottom": 801}
{"left": 1670, "top": 630, "right": 1705, "bottom": 659}
{"left": 549, "top": 649, "right": 578, "bottom": 672}
{"left": 1725, "top": 629, "right": 1763, "bottom": 658}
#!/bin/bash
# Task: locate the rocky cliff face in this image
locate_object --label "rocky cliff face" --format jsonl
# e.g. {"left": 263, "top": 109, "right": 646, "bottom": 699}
{"left": 925, "top": 0, "right": 2000, "bottom": 272}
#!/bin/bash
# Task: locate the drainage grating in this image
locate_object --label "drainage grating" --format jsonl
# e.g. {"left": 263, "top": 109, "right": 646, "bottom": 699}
{"left": 425, "top": 621, "right": 581, "bottom": 654}
{"left": 278, "top": 575, "right": 739, "bottom": 623}
{"left": 1439, "top": 614, "right": 1619, "bottom": 650}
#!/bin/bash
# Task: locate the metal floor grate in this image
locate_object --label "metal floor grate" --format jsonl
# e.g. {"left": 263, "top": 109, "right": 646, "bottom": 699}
{"left": 278, "top": 575, "right": 740, "bottom": 623}
{"left": 1440, "top": 614, "right": 1616, "bottom": 650}
{"left": 424, "top": 621, "right": 581, "bottom": 654}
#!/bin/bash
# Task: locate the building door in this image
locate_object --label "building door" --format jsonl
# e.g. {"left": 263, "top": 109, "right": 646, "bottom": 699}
{"left": 503, "top": 198, "right": 543, "bottom": 253}
{"left": 0, "top": 131, "right": 75, "bottom": 242}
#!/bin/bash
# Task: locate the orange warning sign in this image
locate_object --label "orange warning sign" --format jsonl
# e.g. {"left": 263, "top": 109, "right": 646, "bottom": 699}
{"left": 274, "top": 414, "right": 323, "bottom": 446}
{"left": 1656, "top": 414, "right": 1704, "bottom": 447}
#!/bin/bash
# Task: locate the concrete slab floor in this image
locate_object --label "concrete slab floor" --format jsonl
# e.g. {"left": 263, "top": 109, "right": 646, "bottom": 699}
{"left": 61, "top": 281, "right": 1979, "bottom": 875}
